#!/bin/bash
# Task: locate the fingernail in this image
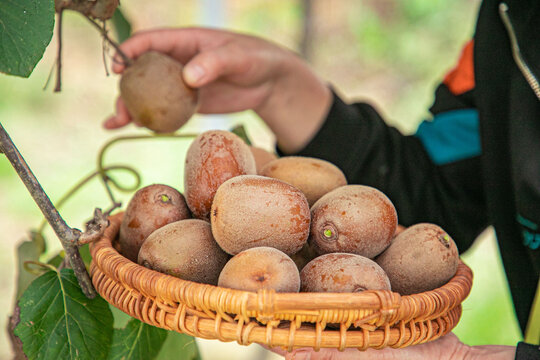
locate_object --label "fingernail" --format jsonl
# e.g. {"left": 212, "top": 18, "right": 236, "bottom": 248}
{"left": 184, "top": 64, "right": 205, "bottom": 85}
{"left": 103, "top": 117, "right": 115, "bottom": 129}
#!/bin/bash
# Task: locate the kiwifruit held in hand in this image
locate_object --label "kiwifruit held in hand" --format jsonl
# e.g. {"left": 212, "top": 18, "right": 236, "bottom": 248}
{"left": 300, "top": 253, "right": 391, "bottom": 293}
{"left": 375, "top": 223, "right": 459, "bottom": 295}
{"left": 118, "top": 184, "right": 190, "bottom": 262}
{"left": 260, "top": 156, "right": 347, "bottom": 206}
{"left": 138, "top": 219, "right": 229, "bottom": 285}
{"left": 120, "top": 51, "right": 199, "bottom": 133}
{"left": 211, "top": 175, "right": 310, "bottom": 256}
{"left": 309, "top": 185, "right": 397, "bottom": 258}
{"left": 218, "top": 247, "right": 300, "bottom": 293}
{"left": 184, "top": 130, "right": 256, "bottom": 220}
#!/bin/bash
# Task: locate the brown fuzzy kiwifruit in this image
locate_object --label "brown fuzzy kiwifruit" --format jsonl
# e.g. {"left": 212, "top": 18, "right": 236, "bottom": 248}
{"left": 120, "top": 51, "right": 199, "bottom": 133}
{"left": 211, "top": 175, "right": 310, "bottom": 256}
{"left": 309, "top": 185, "right": 397, "bottom": 258}
{"left": 249, "top": 146, "right": 278, "bottom": 174}
{"left": 375, "top": 223, "right": 459, "bottom": 295}
{"left": 118, "top": 184, "right": 190, "bottom": 262}
{"left": 184, "top": 130, "right": 256, "bottom": 220}
{"left": 260, "top": 156, "right": 347, "bottom": 206}
{"left": 300, "top": 253, "right": 391, "bottom": 293}
{"left": 138, "top": 219, "right": 229, "bottom": 285}
{"left": 218, "top": 247, "right": 300, "bottom": 293}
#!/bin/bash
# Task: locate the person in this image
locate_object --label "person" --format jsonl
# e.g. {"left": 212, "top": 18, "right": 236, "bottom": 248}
{"left": 105, "top": 0, "right": 539, "bottom": 358}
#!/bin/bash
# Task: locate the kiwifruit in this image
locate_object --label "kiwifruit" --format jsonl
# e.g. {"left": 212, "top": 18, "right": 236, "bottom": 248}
{"left": 300, "top": 253, "right": 391, "bottom": 293}
{"left": 259, "top": 156, "right": 347, "bottom": 206}
{"left": 118, "top": 184, "right": 190, "bottom": 262}
{"left": 309, "top": 185, "right": 397, "bottom": 258}
{"left": 218, "top": 247, "right": 300, "bottom": 293}
{"left": 375, "top": 223, "right": 459, "bottom": 295}
{"left": 184, "top": 130, "right": 256, "bottom": 220}
{"left": 138, "top": 219, "right": 228, "bottom": 285}
{"left": 249, "top": 146, "right": 278, "bottom": 174}
{"left": 120, "top": 51, "right": 199, "bottom": 133}
{"left": 211, "top": 175, "right": 310, "bottom": 256}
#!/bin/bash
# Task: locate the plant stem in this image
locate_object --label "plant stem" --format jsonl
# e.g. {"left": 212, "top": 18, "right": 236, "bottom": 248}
{"left": 54, "top": 10, "right": 63, "bottom": 92}
{"left": 0, "top": 123, "right": 96, "bottom": 298}
{"left": 85, "top": 16, "right": 133, "bottom": 67}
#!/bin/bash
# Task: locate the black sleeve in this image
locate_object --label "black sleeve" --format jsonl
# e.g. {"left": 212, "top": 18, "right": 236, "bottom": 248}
{"left": 278, "top": 90, "right": 488, "bottom": 253}
{"left": 515, "top": 342, "right": 540, "bottom": 360}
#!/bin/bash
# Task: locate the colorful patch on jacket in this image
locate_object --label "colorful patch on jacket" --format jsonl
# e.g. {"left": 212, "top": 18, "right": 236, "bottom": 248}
{"left": 415, "top": 109, "right": 481, "bottom": 165}
{"left": 443, "top": 40, "right": 475, "bottom": 95}
{"left": 517, "top": 214, "right": 540, "bottom": 250}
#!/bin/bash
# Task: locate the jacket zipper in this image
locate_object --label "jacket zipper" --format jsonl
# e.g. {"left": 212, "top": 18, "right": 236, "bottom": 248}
{"left": 499, "top": 2, "right": 540, "bottom": 101}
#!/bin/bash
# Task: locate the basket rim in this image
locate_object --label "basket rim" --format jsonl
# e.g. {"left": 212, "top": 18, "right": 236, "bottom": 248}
{"left": 90, "top": 212, "right": 472, "bottom": 325}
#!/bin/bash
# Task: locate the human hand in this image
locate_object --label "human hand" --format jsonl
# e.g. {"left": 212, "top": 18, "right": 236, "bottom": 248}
{"left": 105, "top": 27, "right": 331, "bottom": 153}
{"left": 268, "top": 333, "right": 516, "bottom": 360}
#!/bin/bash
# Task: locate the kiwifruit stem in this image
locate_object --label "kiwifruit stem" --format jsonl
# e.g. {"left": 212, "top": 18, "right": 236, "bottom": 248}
{"left": 85, "top": 16, "right": 133, "bottom": 67}
{"left": 321, "top": 223, "right": 338, "bottom": 241}
{"left": 439, "top": 234, "right": 451, "bottom": 248}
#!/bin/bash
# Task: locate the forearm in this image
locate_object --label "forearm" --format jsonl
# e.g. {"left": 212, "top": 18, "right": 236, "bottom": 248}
{"left": 255, "top": 54, "right": 332, "bottom": 154}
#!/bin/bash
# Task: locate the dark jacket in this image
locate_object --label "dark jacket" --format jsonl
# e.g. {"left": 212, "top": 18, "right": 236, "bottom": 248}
{"left": 282, "top": 0, "right": 539, "bottom": 352}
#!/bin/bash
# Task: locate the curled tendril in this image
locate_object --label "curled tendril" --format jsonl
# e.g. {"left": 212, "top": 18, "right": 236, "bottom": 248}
{"left": 36, "top": 165, "right": 140, "bottom": 235}
{"left": 23, "top": 261, "right": 57, "bottom": 275}
{"left": 97, "top": 133, "right": 198, "bottom": 206}
{"left": 36, "top": 133, "right": 198, "bottom": 238}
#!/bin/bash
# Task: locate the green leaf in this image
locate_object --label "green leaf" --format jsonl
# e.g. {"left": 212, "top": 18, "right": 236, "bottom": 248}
{"left": 0, "top": 0, "right": 55, "bottom": 77}
{"left": 15, "top": 241, "right": 42, "bottom": 300}
{"left": 111, "top": 8, "right": 131, "bottom": 43}
{"left": 79, "top": 243, "right": 92, "bottom": 268}
{"left": 15, "top": 231, "right": 46, "bottom": 300}
{"left": 46, "top": 250, "right": 65, "bottom": 268}
{"left": 14, "top": 268, "right": 114, "bottom": 360}
{"left": 110, "top": 304, "right": 131, "bottom": 328}
{"left": 230, "top": 124, "right": 252, "bottom": 145}
{"left": 108, "top": 318, "right": 167, "bottom": 360}
{"left": 156, "top": 331, "right": 201, "bottom": 360}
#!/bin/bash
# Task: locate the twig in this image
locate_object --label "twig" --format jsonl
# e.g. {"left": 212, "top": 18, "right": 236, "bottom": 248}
{"left": 101, "top": 20, "right": 111, "bottom": 76}
{"left": 85, "top": 16, "right": 133, "bottom": 67}
{"left": 78, "top": 208, "right": 109, "bottom": 245}
{"left": 54, "top": 10, "right": 64, "bottom": 92}
{"left": 0, "top": 122, "right": 96, "bottom": 298}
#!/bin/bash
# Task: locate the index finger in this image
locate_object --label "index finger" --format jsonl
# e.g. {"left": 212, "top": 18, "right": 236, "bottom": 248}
{"left": 112, "top": 27, "right": 226, "bottom": 74}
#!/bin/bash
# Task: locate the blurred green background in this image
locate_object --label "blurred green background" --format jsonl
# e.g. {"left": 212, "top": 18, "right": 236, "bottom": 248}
{"left": 0, "top": 0, "right": 522, "bottom": 358}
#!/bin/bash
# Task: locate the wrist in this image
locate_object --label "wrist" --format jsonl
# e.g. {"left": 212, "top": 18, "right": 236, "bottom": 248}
{"left": 254, "top": 53, "right": 332, "bottom": 154}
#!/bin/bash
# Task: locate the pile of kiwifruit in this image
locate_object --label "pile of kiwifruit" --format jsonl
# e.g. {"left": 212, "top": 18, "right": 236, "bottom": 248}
{"left": 116, "top": 129, "right": 460, "bottom": 297}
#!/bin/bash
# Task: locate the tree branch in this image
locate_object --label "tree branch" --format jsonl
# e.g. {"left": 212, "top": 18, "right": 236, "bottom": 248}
{"left": 0, "top": 122, "right": 96, "bottom": 298}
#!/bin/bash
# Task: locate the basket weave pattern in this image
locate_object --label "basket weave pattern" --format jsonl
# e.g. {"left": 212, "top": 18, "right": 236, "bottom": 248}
{"left": 90, "top": 213, "right": 472, "bottom": 351}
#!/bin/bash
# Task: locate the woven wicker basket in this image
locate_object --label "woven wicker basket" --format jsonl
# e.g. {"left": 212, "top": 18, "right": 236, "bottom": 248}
{"left": 90, "top": 212, "right": 473, "bottom": 351}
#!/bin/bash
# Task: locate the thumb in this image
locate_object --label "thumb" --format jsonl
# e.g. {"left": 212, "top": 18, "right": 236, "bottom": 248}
{"left": 183, "top": 43, "right": 250, "bottom": 88}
